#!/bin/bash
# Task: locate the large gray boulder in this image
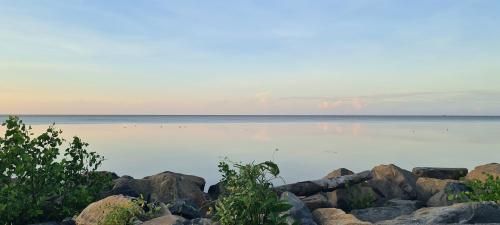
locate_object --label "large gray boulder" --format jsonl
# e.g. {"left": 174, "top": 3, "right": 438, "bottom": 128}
{"left": 376, "top": 202, "right": 500, "bottom": 224}
{"left": 415, "top": 177, "right": 460, "bottom": 202}
{"left": 465, "top": 163, "right": 500, "bottom": 182}
{"left": 368, "top": 164, "right": 417, "bottom": 201}
{"left": 426, "top": 182, "right": 470, "bottom": 207}
{"left": 412, "top": 167, "right": 467, "bottom": 180}
{"left": 110, "top": 171, "right": 207, "bottom": 207}
{"left": 350, "top": 199, "right": 422, "bottom": 223}
{"left": 280, "top": 192, "right": 317, "bottom": 225}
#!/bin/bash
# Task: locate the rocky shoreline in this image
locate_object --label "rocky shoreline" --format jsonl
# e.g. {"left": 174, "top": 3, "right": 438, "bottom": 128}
{"left": 35, "top": 163, "right": 500, "bottom": 225}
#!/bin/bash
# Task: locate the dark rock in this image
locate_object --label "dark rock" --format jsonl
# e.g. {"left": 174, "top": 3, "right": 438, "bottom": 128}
{"left": 415, "top": 177, "right": 459, "bottom": 203}
{"left": 412, "top": 167, "right": 467, "bottom": 180}
{"left": 300, "top": 193, "right": 332, "bottom": 211}
{"left": 109, "top": 171, "right": 207, "bottom": 207}
{"left": 61, "top": 217, "right": 76, "bottom": 225}
{"left": 110, "top": 175, "right": 139, "bottom": 197}
{"left": 326, "top": 182, "right": 380, "bottom": 212}
{"left": 31, "top": 218, "right": 75, "bottom": 225}
{"left": 29, "top": 222, "right": 61, "bottom": 225}
{"left": 466, "top": 163, "right": 500, "bottom": 182}
{"left": 280, "top": 192, "right": 317, "bottom": 225}
{"left": 168, "top": 199, "right": 201, "bottom": 219}
{"left": 95, "top": 171, "right": 120, "bottom": 180}
{"left": 426, "top": 182, "right": 470, "bottom": 207}
{"left": 207, "top": 182, "right": 224, "bottom": 200}
{"left": 324, "top": 168, "right": 354, "bottom": 179}
{"left": 275, "top": 171, "right": 373, "bottom": 197}
{"left": 368, "top": 164, "right": 417, "bottom": 201}
{"left": 376, "top": 201, "right": 500, "bottom": 224}
{"left": 183, "top": 218, "right": 214, "bottom": 225}
{"left": 350, "top": 199, "right": 422, "bottom": 223}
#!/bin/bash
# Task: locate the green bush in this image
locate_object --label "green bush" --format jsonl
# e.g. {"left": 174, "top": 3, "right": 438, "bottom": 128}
{"left": 215, "top": 160, "right": 293, "bottom": 225}
{"left": 98, "top": 202, "right": 142, "bottom": 225}
{"left": 346, "top": 183, "right": 375, "bottom": 210}
{"left": 448, "top": 173, "right": 500, "bottom": 203}
{"left": 0, "top": 116, "right": 112, "bottom": 224}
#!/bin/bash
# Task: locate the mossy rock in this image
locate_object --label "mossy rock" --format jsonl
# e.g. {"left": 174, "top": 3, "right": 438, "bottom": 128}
{"left": 76, "top": 195, "right": 143, "bottom": 225}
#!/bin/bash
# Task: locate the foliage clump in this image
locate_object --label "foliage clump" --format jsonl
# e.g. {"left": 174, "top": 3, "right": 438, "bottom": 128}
{"left": 99, "top": 201, "right": 143, "bottom": 225}
{"left": 214, "top": 160, "right": 293, "bottom": 225}
{"left": 345, "top": 182, "right": 376, "bottom": 210}
{"left": 448, "top": 173, "right": 500, "bottom": 203}
{"left": 0, "top": 116, "right": 112, "bottom": 224}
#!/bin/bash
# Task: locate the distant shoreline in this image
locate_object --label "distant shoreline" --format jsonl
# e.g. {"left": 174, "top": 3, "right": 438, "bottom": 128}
{"left": 1, "top": 115, "right": 500, "bottom": 124}
{"left": 2, "top": 114, "right": 500, "bottom": 117}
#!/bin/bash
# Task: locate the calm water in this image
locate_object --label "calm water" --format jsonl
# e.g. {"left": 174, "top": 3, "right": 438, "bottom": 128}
{"left": 1, "top": 115, "right": 499, "bottom": 187}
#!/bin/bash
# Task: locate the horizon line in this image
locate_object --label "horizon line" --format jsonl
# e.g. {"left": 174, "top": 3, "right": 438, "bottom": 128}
{"left": 1, "top": 114, "right": 500, "bottom": 117}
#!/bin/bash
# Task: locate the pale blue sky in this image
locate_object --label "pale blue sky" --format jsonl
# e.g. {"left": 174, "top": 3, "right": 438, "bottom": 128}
{"left": 1, "top": 0, "right": 499, "bottom": 115}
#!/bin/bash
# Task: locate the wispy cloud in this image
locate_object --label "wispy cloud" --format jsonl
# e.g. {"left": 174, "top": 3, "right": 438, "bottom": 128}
{"left": 255, "top": 91, "right": 271, "bottom": 104}
{"left": 318, "top": 98, "right": 365, "bottom": 110}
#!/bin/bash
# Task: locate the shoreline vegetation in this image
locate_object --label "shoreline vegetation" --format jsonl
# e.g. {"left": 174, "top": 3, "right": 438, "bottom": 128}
{"left": 1, "top": 116, "right": 499, "bottom": 225}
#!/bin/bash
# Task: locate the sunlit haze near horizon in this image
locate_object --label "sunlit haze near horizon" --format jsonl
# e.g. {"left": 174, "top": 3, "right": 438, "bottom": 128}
{"left": 1, "top": 1, "right": 500, "bottom": 115}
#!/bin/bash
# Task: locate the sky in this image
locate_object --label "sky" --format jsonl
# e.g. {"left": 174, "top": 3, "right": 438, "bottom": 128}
{"left": 0, "top": 0, "right": 499, "bottom": 115}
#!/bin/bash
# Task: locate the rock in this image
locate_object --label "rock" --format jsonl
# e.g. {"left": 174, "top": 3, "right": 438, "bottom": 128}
{"left": 280, "top": 192, "right": 317, "bottom": 225}
{"left": 75, "top": 195, "right": 143, "bottom": 225}
{"left": 465, "top": 163, "right": 500, "bottom": 182}
{"left": 377, "top": 201, "right": 500, "bottom": 224}
{"left": 415, "top": 177, "right": 459, "bottom": 202}
{"left": 29, "top": 222, "right": 62, "bottom": 225}
{"left": 30, "top": 220, "right": 76, "bottom": 225}
{"left": 168, "top": 199, "right": 201, "bottom": 219}
{"left": 95, "top": 171, "right": 120, "bottom": 180}
{"left": 300, "top": 193, "right": 332, "bottom": 211}
{"left": 142, "top": 216, "right": 214, "bottom": 225}
{"left": 312, "top": 208, "right": 372, "bottom": 225}
{"left": 426, "top": 182, "right": 470, "bottom": 207}
{"left": 350, "top": 199, "right": 422, "bottom": 223}
{"left": 324, "top": 168, "right": 354, "bottom": 179}
{"left": 142, "top": 215, "right": 186, "bottom": 225}
{"left": 275, "top": 171, "right": 373, "bottom": 197}
{"left": 207, "top": 182, "right": 224, "bottom": 200}
{"left": 412, "top": 167, "right": 467, "bottom": 180}
{"left": 61, "top": 217, "right": 76, "bottom": 225}
{"left": 326, "top": 183, "right": 379, "bottom": 212}
{"left": 184, "top": 218, "right": 214, "bottom": 225}
{"left": 368, "top": 164, "right": 417, "bottom": 201}
{"left": 111, "top": 175, "right": 140, "bottom": 197}
{"left": 110, "top": 171, "right": 207, "bottom": 207}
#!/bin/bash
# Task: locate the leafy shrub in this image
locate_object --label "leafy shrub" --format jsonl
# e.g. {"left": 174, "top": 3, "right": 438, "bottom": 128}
{"left": 348, "top": 189, "right": 375, "bottom": 210}
{"left": 214, "top": 160, "right": 293, "bottom": 225}
{"left": 0, "top": 116, "right": 112, "bottom": 224}
{"left": 448, "top": 173, "right": 500, "bottom": 203}
{"left": 98, "top": 201, "right": 143, "bottom": 225}
{"left": 344, "top": 182, "right": 375, "bottom": 210}
{"left": 134, "top": 194, "right": 164, "bottom": 222}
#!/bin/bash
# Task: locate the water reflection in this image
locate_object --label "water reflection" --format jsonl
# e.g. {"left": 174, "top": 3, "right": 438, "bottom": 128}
{"left": 1, "top": 121, "right": 499, "bottom": 187}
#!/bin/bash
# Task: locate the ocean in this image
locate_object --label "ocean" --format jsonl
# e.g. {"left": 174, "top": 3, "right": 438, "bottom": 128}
{"left": 1, "top": 115, "right": 499, "bottom": 187}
